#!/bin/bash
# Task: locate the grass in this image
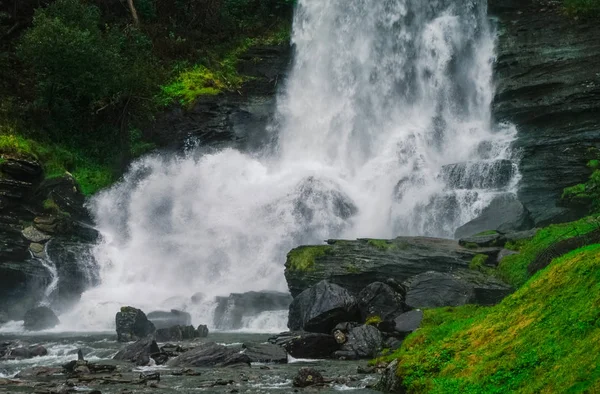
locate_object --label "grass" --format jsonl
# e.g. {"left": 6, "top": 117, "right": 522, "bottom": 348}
{"left": 379, "top": 244, "right": 600, "bottom": 393}
{"left": 474, "top": 230, "right": 499, "bottom": 236}
{"left": 469, "top": 254, "right": 489, "bottom": 271}
{"left": 286, "top": 245, "right": 331, "bottom": 272}
{"left": 367, "top": 239, "right": 397, "bottom": 250}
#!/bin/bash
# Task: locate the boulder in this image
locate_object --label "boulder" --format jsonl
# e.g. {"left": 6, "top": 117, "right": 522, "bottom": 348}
{"left": 156, "top": 326, "right": 183, "bottom": 342}
{"left": 454, "top": 194, "right": 534, "bottom": 239}
{"left": 113, "top": 336, "right": 161, "bottom": 366}
{"left": 392, "top": 310, "right": 424, "bottom": 337}
{"left": 288, "top": 281, "right": 359, "bottom": 333}
{"left": 459, "top": 232, "right": 507, "bottom": 248}
{"left": 403, "top": 270, "right": 512, "bottom": 309}
{"left": 242, "top": 343, "right": 287, "bottom": 364}
{"left": 213, "top": 291, "right": 292, "bottom": 330}
{"left": 279, "top": 332, "right": 339, "bottom": 359}
{"left": 167, "top": 342, "right": 251, "bottom": 368}
{"left": 357, "top": 282, "right": 406, "bottom": 322}
{"left": 115, "top": 306, "right": 156, "bottom": 342}
{"left": 197, "top": 324, "right": 209, "bottom": 338}
{"left": 23, "top": 306, "right": 59, "bottom": 331}
{"left": 293, "top": 367, "right": 324, "bottom": 388}
{"left": 147, "top": 310, "right": 191, "bottom": 330}
{"left": 285, "top": 237, "right": 500, "bottom": 297}
{"left": 334, "top": 324, "right": 383, "bottom": 360}
{"left": 497, "top": 249, "right": 518, "bottom": 265}
{"left": 21, "top": 226, "right": 51, "bottom": 243}
{"left": 0, "top": 158, "right": 43, "bottom": 182}
{"left": 376, "top": 359, "right": 403, "bottom": 393}
{"left": 1, "top": 341, "right": 48, "bottom": 359}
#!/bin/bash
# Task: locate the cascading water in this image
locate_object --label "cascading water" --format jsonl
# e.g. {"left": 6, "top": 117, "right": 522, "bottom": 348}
{"left": 59, "top": 0, "right": 518, "bottom": 331}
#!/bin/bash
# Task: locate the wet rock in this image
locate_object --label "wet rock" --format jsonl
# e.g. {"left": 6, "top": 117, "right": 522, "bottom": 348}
{"left": 335, "top": 324, "right": 383, "bottom": 359}
{"left": 1, "top": 342, "right": 48, "bottom": 359}
{"left": 497, "top": 249, "right": 519, "bottom": 264}
{"left": 156, "top": 326, "right": 183, "bottom": 342}
{"left": 242, "top": 343, "right": 287, "bottom": 363}
{"left": 459, "top": 232, "right": 507, "bottom": 248}
{"left": 23, "top": 306, "right": 59, "bottom": 331}
{"left": 197, "top": 324, "right": 209, "bottom": 338}
{"left": 293, "top": 367, "right": 325, "bottom": 388}
{"left": 113, "top": 336, "right": 161, "bottom": 366}
{"left": 139, "top": 371, "right": 160, "bottom": 382}
{"left": 115, "top": 306, "right": 156, "bottom": 342}
{"left": 455, "top": 194, "right": 534, "bottom": 239}
{"left": 147, "top": 310, "right": 191, "bottom": 330}
{"left": 14, "top": 366, "right": 61, "bottom": 378}
{"left": 29, "top": 242, "right": 46, "bottom": 258}
{"left": 384, "top": 337, "right": 403, "bottom": 351}
{"left": 213, "top": 291, "right": 292, "bottom": 330}
{"left": 357, "top": 282, "right": 406, "bottom": 322}
{"left": 288, "top": 280, "right": 359, "bottom": 333}
{"left": 441, "top": 160, "right": 516, "bottom": 190}
{"left": 376, "top": 359, "right": 404, "bottom": 393}
{"left": 280, "top": 332, "right": 340, "bottom": 359}
{"left": 392, "top": 310, "right": 424, "bottom": 337}
{"left": 37, "top": 175, "right": 91, "bottom": 223}
{"left": 0, "top": 157, "right": 42, "bottom": 182}
{"left": 403, "top": 270, "right": 512, "bottom": 309}
{"left": 167, "top": 342, "right": 251, "bottom": 367}
{"left": 285, "top": 237, "right": 500, "bottom": 297}
{"left": 21, "top": 226, "right": 51, "bottom": 243}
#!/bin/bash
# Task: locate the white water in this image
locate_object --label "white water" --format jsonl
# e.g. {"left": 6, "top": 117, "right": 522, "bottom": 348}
{"left": 54, "top": 0, "right": 517, "bottom": 331}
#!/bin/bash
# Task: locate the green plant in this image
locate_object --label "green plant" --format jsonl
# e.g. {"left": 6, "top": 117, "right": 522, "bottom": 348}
{"left": 367, "top": 239, "right": 396, "bottom": 250}
{"left": 286, "top": 245, "right": 331, "bottom": 272}
{"left": 470, "top": 254, "right": 489, "bottom": 271}
{"left": 366, "top": 315, "right": 382, "bottom": 326}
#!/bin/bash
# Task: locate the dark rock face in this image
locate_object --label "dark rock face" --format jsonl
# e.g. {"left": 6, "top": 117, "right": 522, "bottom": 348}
{"left": 377, "top": 359, "right": 404, "bottom": 393}
{"left": 357, "top": 282, "right": 406, "bottom": 322}
{"left": 197, "top": 324, "right": 209, "bottom": 338}
{"left": 440, "top": 160, "right": 516, "bottom": 190}
{"left": 293, "top": 367, "right": 325, "bottom": 388}
{"left": 167, "top": 342, "right": 251, "bottom": 368}
{"left": 335, "top": 324, "right": 383, "bottom": 360}
{"left": 393, "top": 310, "right": 424, "bottom": 337}
{"left": 288, "top": 281, "right": 359, "bottom": 333}
{"left": 242, "top": 343, "right": 287, "bottom": 364}
{"left": 454, "top": 194, "right": 534, "bottom": 239}
{"left": 285, "top": 237, "right": 500, "bottom": 297}
{"left": 403, "top": 270, "right": 512, "bottom": 309}
{"left": 115, "top": 307, "right": 156, "bottom": 342}
{"left": 459, "top": 233, "right": 507, "bottom": 248}
{"left": 23, "top": 306, "right": 59, "bottom": 331}
{"left": 113, "top": 336, "right": 161, "bottom": 366}
{"left": 491, "top": 1, "right": 600, "bottom": 226}
{"left": 274, "top": 332, "right": 339, "bottom": 359}
{"left": 1, "top": 341, "right": 48, "bottom": 359}
{"left": 147, "top": 310, "right": 191, "bottom": 330}
{"left": 213, "top": 291, "right": 292, "bottom": 330}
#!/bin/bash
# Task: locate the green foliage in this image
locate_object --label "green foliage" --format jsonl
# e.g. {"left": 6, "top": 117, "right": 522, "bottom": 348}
{"left": 474, "top": 230, "right": 499, "bottom": 236}
{"left": 381, "top": 244, "right": 600, "bottom": 393}
{"left": 345, "top": 264, "right": 361, "bottom": 274}
{"left": 287, "top": 245, "right": 331, "bottom": 272}
{"left": 470, "top": 254, "right": 489, "bottom": 271}
{"left": 366, "top": 315, "right": 382, "bottom": 326}
{"left": 497, "top": 215, "right": 600, "bottom": 288}
{"left": 462, "top": 242, "right": 479, "bottom": 249}
{"left": 564, "top": 0, "right": 600, "bottom": 16}
{"left": 562, "top": 154, "right": 600, "bottom": 212}
{"left": 367, "top": 239, "right": 396, "bottom": 250}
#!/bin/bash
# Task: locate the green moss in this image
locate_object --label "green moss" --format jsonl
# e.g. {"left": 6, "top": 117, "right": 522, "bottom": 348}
{"left": 380, "top": 244, "right": 600, "bottom": 393}
{"left": 470, "top": 254, "right": 489, "bottom": 271}
{"left": 367, "top": 239, "right": 396, "bottom": 250}
{"left": 287, "top": 245, "right": 331, "bottom": 272}
{"left": 564, "top": 0, "right": 600, "bottom": 16}
{"left": 474, "top": 230, "right": 498, "bottom": 236}
{"left": 345, "top": 264, "right": 361, "bottom": 274}
{"left": 463, "top": 242, "right": 479, "bottom": 249}
{"left": 588, "top": 159, "right": 600, "bottom": 170}
{"left": 504, "top": 239, "right": 530, "bottom": 252}
{"left": 366, "top": 315, "right": 382, "bottom": 326}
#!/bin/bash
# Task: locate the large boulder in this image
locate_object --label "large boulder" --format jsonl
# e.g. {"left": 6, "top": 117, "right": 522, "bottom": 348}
{"left": 1, "top": 341, "right": 48, "bottom": 359}
{"left": 23, "top": 306, "right": 59, "bottom": 331}
{"left": 213, "top": 291, "right": 292, "bottom": 330}
{"left": 285, "top": 237, "right": 500, "bottom": 297}
{"left": 147, "top": 310, "right": 191, "bottom": 330}
{"left": 403, "top": 270, "right": 512, "bottom": 309}
{"left": 357, "top": 282, "right": 406, "bottom": 322}
{"left": 115, "top": 306, "right": 156, "bottom": 342}
{"left": 455, "top": 194, "right": 534, "bottom": 239}
{"left": 278, "top": 332, "right": 339, "bottom": 359}
{"left": 334, "top": 324, "right": 383, "bottom": 359}
{"left": 167, "top": 342, "right": 251, "bottom": 367}
{"left": 242, "top": 343, "right": 287, "bottom": 364}
{"left": 288, "top": 281, "right": 359, "bottom": 333}
{"left": 391, "top": 310, "right": 424, "bottom": 338}
{"left": 113, "top": 336, "right": 161, "bottom": 366}
{"left": 293, "top": 367, "right": 325, "bottom": 388}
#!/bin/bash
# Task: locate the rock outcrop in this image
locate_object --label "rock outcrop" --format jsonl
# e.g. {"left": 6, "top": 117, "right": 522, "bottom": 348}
{"left": 147, "top": 310, "right": 192, "bottom": 329}
{"left": 23, "top": 306, "right": 60, "bottom": 331}
{"left": 167, "top": 342, "right": 251, "bottom": 368}
{"left": 115, "top": 306, "right": 156, "bottom": 342}
{"left": 213, "top": 290, "right": 292, "bottom": 330}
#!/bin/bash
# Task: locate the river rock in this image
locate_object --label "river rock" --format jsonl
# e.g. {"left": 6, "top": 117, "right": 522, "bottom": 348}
{"left": 285, "top": 237, "right": 500, "bottom": 297}
{"left": 167, "top": 342, "right": 251, "bottom": 367}
{"left": 197, "top": 324, "right": 209, "bottom": 338}
{"left": 14, "top": 366, "right": 61, "bottom": 378}
{"left": 242, "top": 343, "right": 287, "bottom": 363}
{"left": 279, "top": 332, "right": 340, "bottom": 359}
{"left": 357, "top": 282, "right": 406, "bottom": 322}
{"left": 156, "top": 326, "right": 183, "bottom": 342}
{"left": 113, "top": 336, "right": 161, "bottom": 366}
{"left": 213, "top": 291, "right": 292, "bottom": 330}
{"left": 392, "top": 310, "right": 424, "bottom": 337}
{"left": 1, "top": 341, "right": 48, "bottom": 359}
{"left": 403, "top": 270, "right": 512, "bottom": 309}
{"left": 376, "top": 359, "right": 403, "bottom": 393}
{"left": 288, "top": 281, "right": 359, "bottom": 333}
{"left": 115, "top": 306, "right": 156, "bottom": 342}
{"left": 293, "top": 367, "right": 324, "bottom": 388}
{"left": 454, "top": 194, "right": 534, "bottom": 239}
{"left": 334, "top": 324, "right": 383, "bottom": 360}
{"left": 21, "top": 226, "right": 51, "bottom": 243}
{"left": 23, "top": 306, "right": 59, "bottom": 331}
{"left": 147, "top": 310, "right": 191, "bottom": 330}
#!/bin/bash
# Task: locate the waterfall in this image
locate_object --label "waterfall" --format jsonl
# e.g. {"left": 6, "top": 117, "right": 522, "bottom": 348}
{"left": 60, "top": 0, "right": 518, "bottom": 331}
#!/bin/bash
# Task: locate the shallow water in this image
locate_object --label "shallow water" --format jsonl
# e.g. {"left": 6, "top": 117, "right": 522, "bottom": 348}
{"left": 0, "top": 332, "right": 380, "bottom": 393}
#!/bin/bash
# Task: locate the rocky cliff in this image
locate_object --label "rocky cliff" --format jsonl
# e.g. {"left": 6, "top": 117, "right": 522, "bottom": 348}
{"left": 491, "top": 0, "right": 600, "bottom": 226}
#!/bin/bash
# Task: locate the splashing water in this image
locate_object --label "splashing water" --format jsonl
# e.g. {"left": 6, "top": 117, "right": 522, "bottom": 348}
{"left": 59, "top": 0, "right": 517, "bottom": 331}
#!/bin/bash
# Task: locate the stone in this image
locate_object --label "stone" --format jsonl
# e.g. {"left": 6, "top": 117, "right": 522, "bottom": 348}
{"left": 440, "top": 160, "right": 516, "bottom": 190}
{"left": 197, "top": 324, "right": 209, "bottom": 338}
{"left": 21, "top": 226, "right": 51, "bottom": 243}
{"left": 0, "top": 158, "right": 42, "bottom": 182}
{"left": 357, "top": 282, "right": 406, "bottom": 322}
{"left": 113, "top": 336, "right": 161, "bottom": 366}
{"left": 29, "top": 243, "right": 46, "bottom": 259}
{"left": 288, "top": 280, "right": 359, "bottom": 333}
{"left": 334, "top": 324, "right": 383, "bottom": 359}
{"left": 147, "top": 309, "right": 191, "bottom": 330}
{"left": 167, "top": 342, "right": 252, "bottom": 368}
{"left": 459, "top": 232, "right": 507, "bottom": 248}
{"left": 454, "top": 194, "right": 534, "bottom": 239}
{"left": 392, "top": 310, "right": 424, "bottom": 337}
{"left": 497, "top": 249, "right": 519, "bottom": 265}
{"left": 285, "top": 237, "right": 501, "bottom": 297}
{"left": 242, "top": 343, "right": 287, "bottom": 363}
{"left": 213, "top": 291, "right": 292, "bottom": 330}
{"left": 293, "top": 367, "right": 324, "bottom": 388}
{"left": 403, "top": 270, "right": 512, "bottom": 309}
{"left": 156, "top": 326, "right": 183, "bottom": 342}
{"left": 115, "top": 306, "right": 156, "bottom": 342}
{"left": 376, "top": 359, "right": 404, "bottom": 393}
{"left": 14, "top": 366, "right": 60, "bottom": 378}
{"left": 279, "top": 332, "right": 340, "bottom": 359}
{"left": 2, "top": 343, "right": 48, "bottom": 359}
{"left": 23, "top": 306, "right": 59, "bottom": 331}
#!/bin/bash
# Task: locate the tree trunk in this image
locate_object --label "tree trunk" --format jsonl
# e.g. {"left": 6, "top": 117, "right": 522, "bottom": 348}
{"left": 126, "top": 0, "right": 140, "bottom": 26}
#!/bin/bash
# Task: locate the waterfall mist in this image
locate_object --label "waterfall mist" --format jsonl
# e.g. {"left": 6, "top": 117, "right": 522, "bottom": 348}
{"left": 59, "top": 0, "right": 518, "bottom": 331}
